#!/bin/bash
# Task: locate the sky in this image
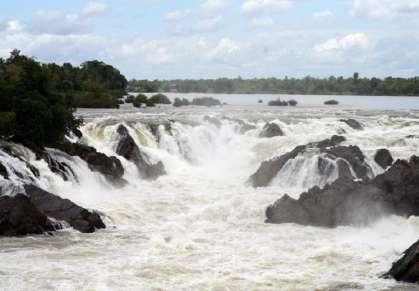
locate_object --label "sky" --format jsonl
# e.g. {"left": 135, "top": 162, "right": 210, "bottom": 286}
{"left": 0, "top": 0, "right": 419, "bottom": 80}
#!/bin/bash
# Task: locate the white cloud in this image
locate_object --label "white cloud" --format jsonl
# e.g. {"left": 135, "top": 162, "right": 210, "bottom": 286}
{"left": 81, "top": 2, "right": 108, "bottom": 17}
{"left": 164, "top": 9, "right": 192, "bottom": 21}
{"left": 313, "top": 10, "right": 334, "bottom": 21}
{"left": 0, "top": 20, "right": 23, "bottom": 33}
{"left": 29, "top": 11, "right": 89, "bottom": 35}
{"left": 119, "top": 39, "right": 174, "bottom": 64}
{"left": 313, "top": 33, "right": 370, "bottom": 53}
{"left": 351, "top": 0, "right": 419, "bottom": 18}
{"left": 242, "top": 0, "right": 294, "bottom": 15}
{"left": 251, "top": 17, "right": 275, "bottom": 28}
{"left": 201, "top": 0, "right": 229, "bottom": 15}
{"left": 194, "top": 16, "right": 222, "bottom": 33}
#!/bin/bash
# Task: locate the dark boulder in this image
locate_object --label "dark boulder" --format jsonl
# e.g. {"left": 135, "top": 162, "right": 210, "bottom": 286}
{"left": 59, "top": 142, "right": 124, "bottom": 184}
{"left": 266, "top": 194, "right": 310, "bottom": 225}
{"left": 0, "top": 162, "right": 8, "bottom": 179}
{"left": 72, "top": 128, "right": 83, "bottom": 139}
{"left": 384, "top": 239, "right": 419, "bottom": 283}
{"left": 249, "top": 135, "right": 347, "bottom": 187}
{"left": 375, "top": 149, "right": 394, "bottom": 169}
{"left": 259, "top": 123, "right": 284, "bottom": 138}
{"left": 324, "top": 99, "right": 339, "bottom": 105}
{"left": 116, "top": 125, "right": 165, "bottom": 180}
{"left": 265, "top": 155, "right": 419, "bottom": 227}
{"left": 0, "top": 194, "right": 56, "bottom": 236}
{"left": 340, "top": 119, "right": 363, "bottom": 130}
{"left": 42, "top": 151, "right": 77, "bottom": 182}
{"left": 24, "top": 184, "right": 106, "bottom": 233}
{"left": 322, "top": 145, "right": 371, "bottom": 180}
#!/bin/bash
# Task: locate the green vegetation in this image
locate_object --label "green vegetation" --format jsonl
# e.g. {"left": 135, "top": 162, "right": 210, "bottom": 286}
{"left": 173, "top": 98, "right": 191, "bottom": 107}
{"left": 133, "top": 94, "right": 148, "bottom": 107}
{"left": 128, "top": 74, "right": 419, "bottom": 96}
{"left": 0, "top": 50, "right": 81, "bottom": 147}
{"left": 324, "top": 99, "right": 339, "bottom": 105}
{"left": 148, "top": 93, "right": 171, "bottom": 105}
{"left": 191, "top": 97, "right": 221, "bottom": 106}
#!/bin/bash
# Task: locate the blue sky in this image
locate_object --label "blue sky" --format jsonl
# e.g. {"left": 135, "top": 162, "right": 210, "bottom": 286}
{"left": 1, "top": 0, "right": 419, "bottom": 79}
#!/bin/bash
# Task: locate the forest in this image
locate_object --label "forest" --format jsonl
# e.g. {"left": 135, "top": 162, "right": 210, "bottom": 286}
{"left": 128, "top": 73, "right": 419, "bottom": 96}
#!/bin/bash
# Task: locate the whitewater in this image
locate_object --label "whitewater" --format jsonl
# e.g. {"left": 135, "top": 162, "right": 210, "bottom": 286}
{"left": 2, "top": 104, "right": 419, "bottom": 290}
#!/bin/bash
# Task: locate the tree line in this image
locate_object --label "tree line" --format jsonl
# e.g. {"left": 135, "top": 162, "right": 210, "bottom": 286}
{"left": 0, "top": 50, "right": 126, "bottom": 147}
{"left": 128, "top": 73, "right": 419, "bottom": 96}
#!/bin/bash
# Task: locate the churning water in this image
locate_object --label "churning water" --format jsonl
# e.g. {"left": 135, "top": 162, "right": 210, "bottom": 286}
{"left": 2, "top": 102, "right": 419, "bottom": 290}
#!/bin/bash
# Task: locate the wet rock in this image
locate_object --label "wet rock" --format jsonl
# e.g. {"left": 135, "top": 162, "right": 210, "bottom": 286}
{"left": 42, "top": 152, "right": 77, "bottom": 182}
{"left": 375, "top": 149, "right": 394, "bottom": 169}
{"left": 249, "top": 135, "right": 347, "bottom": 187}
{"left": 116, "top": 125, "right": 165, "bottom": 180}
{"left": 24, "top": 184, "right": 106, "bottom": 233}
{"left": 259, "top": 123, "right": 284, "bottom": 138}
{"left": 322, "top": 145, "right": 370, "bottom": 180}
{"left": 324, "top": 99, "right": 339, "bottom": 105}
{"left": 266, "top": 194, "right": 310, "bottom": 225}
{"left": 72, "top": 128, "right": 83, "bottom": 139}
{"left": 0, "top": 194, "right": 55, "bottom": 236}
{"left": 59, "top": 142, "right": 124, "bottom": 184}
{"left": 0, "top": 162, "right": 8, "bottom": 179}
{"left": 385, "top": 239, "right": 419, "bottom": 283}
{"left": 340, "top": 119, "right": 363, "bottom": 130}
{"left": 266, "top": 155, "right": 419, "bottom": 227}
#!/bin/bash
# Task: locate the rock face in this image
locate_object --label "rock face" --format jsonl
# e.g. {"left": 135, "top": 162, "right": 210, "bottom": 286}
{"left": 249, "top": 135, "right": 371, "bottom": 187}
{"left": 266, "top": 155, "right": 419, "bottom": 227}
{"left": 259, "top": 123, "right": 284, "bottom": 138}
{"left": 0, "top": 194, "right": 56, "bottom": 236}
{"left": 375, "top": 149, "right": 394, "bottom": 169}
{"left": 340, "top": 119, "right": 363, "bottom": 130}
{"left": 385, "top": 240, "right": 419, "bottom": 283}
{"left": 116, "top": 125, "right": 165, "bottom": 180}
{"left": 0, "top": 161, "right": 8, "bottom": 179}
{"left": 42, "top": 151, "right": 77, "bottom": 182}
{"left": 25, "top": 184, "right": 106, "bottom": 233}
{"left": 59, "top": 142, "right": 124, "bottom": 184}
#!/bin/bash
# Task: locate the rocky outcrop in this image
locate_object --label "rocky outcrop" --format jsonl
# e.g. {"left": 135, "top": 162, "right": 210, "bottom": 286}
{"left": 0, "top": 161, "right": 8, "bottom": 179}
{"left": 25, "top": 184, "right": 106, "bottom": 233}
{"left": 116, "top": 125, "right": 165, "bottom": 180}
{"left": 0, "top": 194, "right": 56, "bottom": 236}
{"left": 375, "top": 149, "right": 393, "bottom": 169}
{"left": 59, "top": 142, "right": 124, "bottom": 184}
{"left": 384, "top": 239, "right": 419, "bottom": 283}
{"left": 42, "top": 151, "right": 77, "bottom": 182}
{"left": 249, "top": 135, "right": 371, "bottom": 187}
{"left": 340, "top": 119, "right": 363, "bottom": 130}
{"left": 259, "top": 123, "right": 284, "bottom": 138}
{"left": 266, "top": 155, "right": 419, "bottom": 227}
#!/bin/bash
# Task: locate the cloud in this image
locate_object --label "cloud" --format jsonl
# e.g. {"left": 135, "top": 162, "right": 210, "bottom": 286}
{"left": 250, "top": 17, "right": 275, "bottom": 28}
{"left": 201, "top": 0, "right": 229, "bottom": 15}
{"left": 242, "top": 0, "right": 294, "bottom": 15}
{"left": 313, "top": 33, "right": 370, "bottom": 53}
{"left": 194, "top": 16, "right": 222, "bottom": 33}
{"left": 119, "top": 39, "right": 174, "bottom": 64}
{"left": 0, "top": 20, "right": 22, "bottom": 33}
{"left": 164, "top": 9, "right": 192, "bottom": 21}
{"left": 351, "top": 0, "right": 419, "bottom": 18}
{"left": 313, "top": 10, "right": 334, "bottom": 21}
{"left": 81, "top": 2, "right": 108, "bottom": 17}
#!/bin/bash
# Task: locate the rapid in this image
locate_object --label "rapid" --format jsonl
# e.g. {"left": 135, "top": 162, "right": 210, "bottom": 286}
{"left": 2, "top": 105, "right": 419, "bottom": 290}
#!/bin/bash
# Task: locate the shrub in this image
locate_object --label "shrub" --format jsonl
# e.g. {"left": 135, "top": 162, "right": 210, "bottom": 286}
{"left": 268, "top": 98, "right": 288, "bottom": 106}
{"left": 191, "top": 97, "right": 221, "bottom": 107}
{"left": 173, "top": 98, "right": 190, "bottom": 107}
{"left": 288, "top": 99, "right": 298, "bottom": 106}
{"left": 324, "top": 99, "right": 339, "bottom": 105}
{"left": 148, "top": 93, "right": 171, "bottom": 104}
{"left": 133, "top": 94, "right": 148, "bottom": 107}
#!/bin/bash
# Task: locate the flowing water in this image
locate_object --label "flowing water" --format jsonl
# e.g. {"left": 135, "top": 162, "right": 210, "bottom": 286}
{"left": 2, "top": 101, "right": 419, "bottom": 290}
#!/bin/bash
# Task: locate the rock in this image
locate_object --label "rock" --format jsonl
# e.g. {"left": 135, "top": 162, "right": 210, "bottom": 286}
{"left": 375, "top": 149, "right": 394, "bottom": 169}
{"left": 249, "top": 135, "right": 346, "bottom": 187}
{"left": 59, "top": 142, "right": 124, "bottom": 184}
{"left": 0, "top": 194, "right": 56, "bottom": 236}
{"left": 204, "top": 116, "right": 222, "bottom": 128}
{"left": 340, "top": 119, "right": 363, "bottom": 130}
{"left": 322, "top": 145, "right": 371, "bottom": 180}
{"left": 259, "top": 123, "right": 284, "bottom": 138}
{"left": 265, "top": 155, "right": 419, "bottom": 227}
{"left": 384, "top": 239, "right": 419, "bottom": 283}
{"left": 72, "top": 128, "right": 83, "bottom": 139}
{"left": 24, "top": 184, "right": 106, "bottom": 233}
{"left": 324, "top": 99, "right": 339, "bottom": 105}
{"left": 42, "top": 151, "right": 77, "bottom": 182}
{"left": 0, "top": 161, "right": 8, "bottom": 179}
{"left": 116, "top": 125, "right": 165, "bottom": 180}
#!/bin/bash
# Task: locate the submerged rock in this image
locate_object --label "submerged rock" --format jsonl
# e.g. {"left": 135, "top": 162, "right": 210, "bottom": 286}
{"left": 340, "top": 119, "right": 363, "bottom": 130}
{"left": 24, "top": 184, "right": 106, "bottom": 233}
{"left": 266, "top": 155, "right": 419, "bottom": 227}
{"left": 385, "top": 240, "right": 419, "bottom": 283}
{"left": 375, "top": 149, "right": 394, "bottom": 169}
{"left": 0, "top": 161, "right": 8, "bottom": 179}
{"left": 259, "top": 123, "right": 284, "bottom": 138}
{"left": 116, "top": 125, "right": 165, "bottom": 180}
{"left": 248, "top": 135, "right": 364, "bottom": 187}
{"left": 0, "top": 194, "right": 56, "bottom": 236}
